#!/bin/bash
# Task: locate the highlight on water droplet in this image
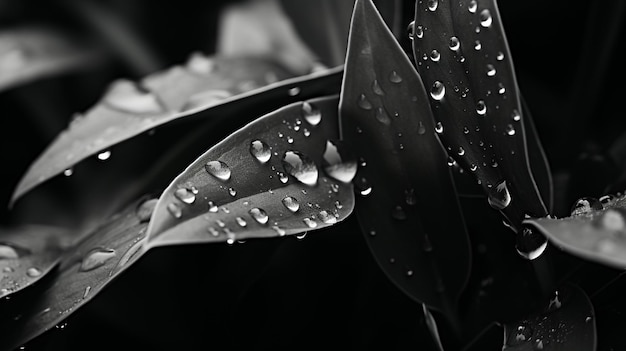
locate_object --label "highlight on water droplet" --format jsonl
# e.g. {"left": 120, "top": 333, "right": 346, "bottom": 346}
{"left": 303, "top": 217, "right": 318, "bottom": 228}
{"left": 599, "top": 194, "right": 616, "bottom": 206}
{"left": 302, "top": 101, "right": 322, "bottom": 126}
{"left": 0, "top": 243, "right": 25, "bottom": 260}
{"left": 26, "top": 267, "right": 41, "bottom": 277}
{"left": 372, "top": 79, "right": 385, "bottom": 96}
{"left": 427, "top": 0, "right": 438, "bottom": 11}
{"left": 250, "top": 140, "right": 271, "bottom": 163}
{"left": 228, "top": 187, "right": 237, "bottom": 197}
{"left": 235, "top": 217, "right": 247, "bottom": 228}
{"left": 282, "top": 151, "right": 318, "bottom": 186}
{"left": 174, "top": 188, "right": 196, "bottom": 204}
{"left": 288, "top": 87, "right": 301, "bottom": 96}
{"left": 249, "top": 208, "right": 269, "bottom": 224}
{"left": 357, "top": 94, "right": 373, "bottom": 110}
{"left": 357, "top": 177, "right": 372, "bottom": 196}
{"left": 97, "top": 150, "right": 111, "bottom": 161}
{"left": 449, "top": 36, "right": 460, "bottom": 51}
{"left": 205, "top": 160, "right": 231, "bottom": 181}
{"left": 272, "top": 225, "right": 286, "bottom": 236}
{"left": 323, "top": 141, "right": 357, "bottom": 183}
{"left": 407, "top": 21, "right": 415, "bottom": 40}
{"left": 476, "top": 100, "right": 487, "bottom": 116}
{"left": 515, "top": 227, "right": 548, "bottom": 260}
{"left": 498, "top": 83, "right": 506, "bottom": 95}
{"left": 375, "top": 107, "right": 391, "bottom": 125}
{"left": 486, "top": 64, "right": 496, "bottom": 77}
{"left": 512, "top": 110, "right": 521, "bottom": 121}
{"left": 468, "top": 0, "right": 477, "bottom": 13}
{"left": 282, "top": 196, "right": 300, "bottom": 212}
{"left": 571, "top": 197, "right": 602, "bottom": 216}
{"left": 167, "top": 203, "right": 182, "bottom": 219}
{"left": 480, "top": 9, "right": 493, "bottom": 27}
{"left": 415, "top": 25, "right": 424, "bottom": 38}
{"left": 506, "top": 124, "right": 516, "bottom": 136}
{"left": 496, "top": 52, "right": 505, "bottom": 61}
{"left": 207, "top": 201, "right": 218, "bottom": 213}
{"left": 435, "top": 121, "right": 444, "bottom": 134}
{"left": 474, "top": 40, "right": 482, "bottom": 50}
{"left": 63, "top": 168, "right": 73, "bottom": 177}
{"left": 318, "top": 210, "right": 337, "bottom": 224}
{"left": 430, "top": 81, "right": 445, "bottom": 101}
{"left": 487, "top": 180, "right": 512, "bottom": 210}
{"left": 104, "top": 80, "right": 163, "bottom": 114}
{"left": 80, "top": 248, "right": 116, "bottom": 272}
{"left": 389, "top": 70, "right": 402, "bottom": 83}
{"left": 430, "top": 50, "right": 440, "bottom": 62}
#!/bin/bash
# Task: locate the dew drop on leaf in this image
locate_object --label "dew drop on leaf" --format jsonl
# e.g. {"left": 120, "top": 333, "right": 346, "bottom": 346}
{"left": 430, "top": 81, "right": 445, "bottom": 100}
{"left": 389, "top": 70, "right": 403, "bottom": 83}
{"left": 26, "top": 267, "right": 41, "bottom": 277}
{"left": 474, "top": 40, "right": 482, "bottom": 50}
{"left": 430, "top": 50, "right": 440, "bottom": 62}
{"left": 250, "top": 140, "right": 271, "bottom": 163}
{"left": 372, "top": 79, "right": 385, "bottom": 95}
{"left": 571, "top": 197, "right": 602, "bottom": 216}
{"left": 136, "top": 198, "right": 158, "bottom": 223}
{"left": 207, "top": 227, "right": 219, "bottom": 237}
{"left": 468, "top": 0, "right": 477, "bottom": 13}
{"left": 302, "top": 101, "right": 322, "bottom": 126}
{"left": 167, "top": 203, "right": 182, "bottom": 219}
{"left": 63, "top": 168, "right": 73, "bottom": 177}
{"left": 435, "top": 121, "right": 444, "bottom": 134}
{"left": 205, "top": 161, "right": 231, "bottom": 181}
{"left": 174, "top": 188, "right": 196, "bottom": 204}
{"left": 207, "top": 201, "right": 218, "bottom": 213}
{"left": 449, "top": 36, "right": 460, "bottom": 51}
{"left": 97, "top": 150, "right": 111, "bottom": 161}
{"left": 498, "top": 83, "right": 506, "bottom": 95}
{"left": 80, "top": 248, "right": 116, "bottom": 272}
{"left": 249, "top": 208, "right": 269, "bottom": 224}
{"left": 516, "top": 227, "right": 548, "bottom": 260}
{"left": 486, "top": 64, "right": 496, "bottom": 76}
{"left": 512, "top": 110, "right": 521, "bottom": 121}
{"left": 427, "top": 0, "right": 438, "bottom": 11}
{"left": 236, "top": 217, "right": 247, "bottom": 228}
{"left": 375, "top": 107, "right": 391, "bottom": 125}
{"left": 288, "top": 87, "right": 301, "bottom": 96}
{"left": 476, "top": 100, "right": 487, "bottom": 115}
{"left": 303, "top": 217, "right": 318, "bottom": 228}
{"left": 282, "top": 196, "right": 300, "bottom": 212}
{"left": 497, "top": 51, "right": 505, "bottom": 61}
{"left": 323, "top": 141, "right": 357, "bottom": 183}
{"left": 282, "top": 151, "right": 318, "bottom": 186}
{"left": 506, "top": 124, "right": 516, "bottom": 136}
{"left": 0, "top": 244, "right": 20, "bottom": 260}
{"left": 488, "top": 180, "right": 512, "bottom": 210}
{"left": 228, "top": 188, "right": 237, "bottom": 197}
{"left": 318, "top": 210, "right": 337, "bottom": 224}
{"left": 105, "top": 82, "right": 162, "bottom": 114}
{"left": 418, "top": 121, "right": 426, "bottom": 135}
{"left": 407, "top": 21, "right": 415, "bottom": 40}
{"left": 480, "top": 9, "right": 493, "bottom": 27}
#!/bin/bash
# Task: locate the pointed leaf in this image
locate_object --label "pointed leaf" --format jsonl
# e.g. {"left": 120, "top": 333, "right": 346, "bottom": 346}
{"left": 340, "top": 0, "right": 470, "bottom": 315}
{"left": 412, "top": 0, "right": 548, "bottom": 226}
{"left": 503, "top": 284, "right": 596, "bottom": 350}
{"left": 11, "top": 55, "right": 343, "bottom": 205}
{"left": 147, "top": 96, "right": 354, "bottom": 246}
{"left": 526, "top": 194, "right": 626, "bottom": 269}
{"left": 0, "top": 198, "right": 154, "bottom": 350}
{"left": 0, "top": 226, "right": 69, "bottom": 298}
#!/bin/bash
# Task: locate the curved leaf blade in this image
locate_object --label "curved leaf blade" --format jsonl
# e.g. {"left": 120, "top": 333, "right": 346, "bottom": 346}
{"left": 147, "top": 96, "right": 354, "bottom": 246}
{"left": 340, "top": 0, "right": 471, "bottom": 315}
{"left": 526, "top": 194, "right": 626, "bottom": 269}
{"left": 412, "top": 0, "right": 548, "bottom": 225}
{"left": 503, "top": 284, "right": 596, "bottom": 350}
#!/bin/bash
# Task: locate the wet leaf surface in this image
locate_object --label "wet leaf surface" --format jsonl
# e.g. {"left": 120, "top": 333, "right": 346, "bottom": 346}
{"left": 147, "top": 96, "right": 354, "bottom": 247}
{"left": 412, "top": 0, "right": 548, "bottom": 227}
{"left": 526, "top": 194, "right": 626, "bottom": 269}
{"left": 503, "top": 283, "right": 596, "bottom": 350}
{"left": 0, "top": 198, "right": 153, "bottom": 351}
{"left": 0, "top": 226, "right": 69, "bottom": 298}
{"left": 0, "top": 27, "right": 104, "bottom": 92}
{"left": 340, "top": 0, "right": 470, "bottom": 317}
{"left": 11, "top": 55, "right": 343, "bottom": 205}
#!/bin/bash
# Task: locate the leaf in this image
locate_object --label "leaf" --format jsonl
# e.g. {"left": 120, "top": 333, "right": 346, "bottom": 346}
{"left": 147, "top": 95, "right": 354, "bottom": 246}
{"left": 526, "top": 194, "right": 626, "bottom": 269}
{"left": 502, "top": 283, "right": 596, "bottom": 350}
{"left": 522, "top": 98, "right": 553, "bottom": 213}
{"left": 11, "top": 54, "right": 343, "bottom": 206}
{"left": 0, "top": 197, "right": 153, "bottom": 351}
{"left": 340, "top": 0, "right": 471, "bottom": 318}
{"left": 0, "top": 226, "right": 69, "bottom": 298}
{"left": 0, "top": 27, "right": 104, "bottom": 92}
{"left": 412, "top": 0, "right": 548, "bottom": 227}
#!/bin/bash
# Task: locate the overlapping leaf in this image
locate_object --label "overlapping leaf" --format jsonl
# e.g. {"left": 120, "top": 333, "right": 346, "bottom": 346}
{"left": 11, "top": 54, "right": 343, "bottom": 205}
{"left": 340, "top": 0, "right": 470, "bottom": 317}
{"left": 147, "top": 96, "right": 354, "bottom": 246}
{"left": 0, "top": 27, "right": 104, "bottom": 92}
{"left": 503, "top": 284, "right": 596, "bottom": 350}
{"left": 412, "top": 0, "right": 548, "bottom": 227}
{"left": 526, "top": 194, "right": 626, "bottom": 269}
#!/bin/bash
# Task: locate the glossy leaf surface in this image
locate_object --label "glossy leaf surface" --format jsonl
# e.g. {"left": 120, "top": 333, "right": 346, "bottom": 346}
{"left": 412, "top": 0, "right": 548, "bottom": 226}
{"left": 340, "top": 0, "right": 470, "bottom": 315}
{"left": 147, "top": 96, "right": 354, "bottom": 246}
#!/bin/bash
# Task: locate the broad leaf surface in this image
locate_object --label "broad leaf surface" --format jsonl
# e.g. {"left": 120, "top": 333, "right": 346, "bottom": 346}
{"left": 340, "top": 0, "right": 470, "bottom": 316}
{"left": 503, "top": 284, "right": 596, "bottom": 350}
{"left": 0, "top": 226, "right": 69, "bottom": 298}
{"left": 0, "top": 198, "right": 154, "bottom": 351}
{"left": 526, "top": 194, "right": 626, "bottom": 269}
{"left": 147, "top": 96, "right": 354, "bottom": 247}
{"left": 412, "top": 0, "right": 548, "bottom": 227}
{"left": 0, "top": 27, "right": 103, "bottom": 92}
{"left": 11, "top": 55, "right": 343, "bottom": 205}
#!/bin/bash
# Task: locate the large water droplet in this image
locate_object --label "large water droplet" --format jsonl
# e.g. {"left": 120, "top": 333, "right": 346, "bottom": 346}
{"left": 430, "top": 50, "right": 440, "bottom": 62}
{"left": 205, "top": 161, "right": 231, "bottom": 181}
{"left": 468, "top": 0, "right": 477, "bottom": 13}
{"left": 323, "top": 141, "right": 357, "bottom": 183}
{"left": 506, "top": 124, "right": 516, "bottom": 136}
{"left": 599, "top": 194, "right": 615, "bottom": 206}
{"left": 516, "top": 227, "right": 548, "bottom": 260}
{"left": 427, "top": 0, "right": 438, "bottom": 11}
{"left": 282, "top": 151, "right": 318, "bottom": 186}
{"left": 136, "top": 198, "right": 158, "bottom": 223}
{"left": 318, "top": 210, "right": 337, "bottom": 224}
{"left": 372, "top": 79, "right": 385, "bottom": 96}
{"left": 97, "top": 150, "right": 111, "bottom": 161}
{"left": 486, "top": 64, "right": 496, "bottom": 76}
{"left": 250, "top": 140, "right": 271, "bottom": 163}
{"left": 26, "top": 267, "right": 41, "bottom": 277}
{"left": 476, "top": 100, "right": 487, "bottom": 115}
{"left": 0, "top": 243, "right": 21, "bottom": 260}
{"left": 282, "top": 196, "right": 300, "bottom": 212}
{"left": 357, "top": 94, "right": 373, "bottom": 110}
{"left": 236, "top": 217, "right": 247, "bottom": 228}
{"left": 480, "top": 9, "right": 493, "bottom": 27}
{"left": 407, "top": 21, "right": 415, "bottom": 40}
{"left": 497, "top": 52, "right": 505, "bottom": 61}
{"left": 167, "top": 203, "right": 182, "bottom": 219}
{"left": 105, "top": 81, "right": 162, "bottom": 114}
{"left": 174, "top": 188, "right": 196, "bottom": 204}
{"left": 449, "top": 36, "right": 460, "bottom": 51}
{"left": 249, "top": 208, "right": 269, "bottom": 224}
{"left": 571, "top": 197, "right": 602, "bottom": 216}
{"left": 303, "top": 217, "right": 318, "bottom": 228}
{"left": 64, "top": 168, "right": 74, "bottom": 177}
{"left": 80, "top": 248, "right": 116, "bottom": 272}
{"left": 435, "top": 122, "right": 444, "bottom": 134}
{"left": 375, "top": 107, "right": 391, "bottom": 125}
{"left": 430, "top": 81, "right": 445, "bottom": 100}
{"left": 488, "top": 180, "right": 512, "bottom": 210}
{"left": 389, "top": 71, "right": 402, "bottom": 83}
{"left": 599, "top": 209, "right": 626, "bottom": 231}
{"left": 302, "top": 102, "right": 322, "bottom": 126}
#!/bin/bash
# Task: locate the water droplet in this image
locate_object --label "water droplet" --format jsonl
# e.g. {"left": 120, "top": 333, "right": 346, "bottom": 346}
{"left": 506, "top": 124, "right": 516, "bottom": 136}
{"left": 480, "top": 9, "right": 493, "bottom": 27}
{"left": 427, "top": 0, "right": 438, "bottom": 11}
{"left": 457, "top": 147, "right": 465, "bottom": 156}
{"left": 512, "top": 110, "right": 521, "bottom": 121}
{"left": 463, "top": 126, "right": 470, "bottom": 134}
{"left": 599, "top": 209, "right": 626, "bottom": 231}
{"left": 228, "top": 187, "right": 237, "bottom": 197}
{"left": 80, "top": 248, "right": 116, "bottom": 272}
{"left": 488, "top": 180, "right": 512, "bottom": 210}
{"left": 470, "top": 164, "right": 478, "bottom": 172}
{"left": 63, "top": 168, "right": 73, "bottom": 177}
{"left": 389, "top": 70, "right": 403, "bottom": 83}
{"left": 372, "top": 79, "right": 385, "bottom": 95}
{"left": 318, "top": 210, "right": 337, "bottom": 224}
{"left": 207, "top": 201, "right": 218, "bottom": 213}
{"left": 498, "top": 83, "right": 506, "bottom": 95}
{"left": 26, "top": 267, "right": 41, "bottom": 277}
{"left": 282, "top": 151, "right": 318, "bottom": 186}
{"left": 430, "top": 50, "right": 440, "bottom": 62}
{"left": 571, "top": 197, "right": 602, "bottom": 216}
{"left": 0, "top": 244, "right": 20, "bottom": 260}
{"left": 207, "top": 227, "right": 220, "bottom": 237}
{"left": 435, "top": 122, "right": 444, "bottom": 134}
{"left": 136, "top": 198, "right": 158, "bottom": 223}
{"left": 167, "top": 203, "right": 182, "bottom": 219}
{"left": 249, "top": 208, "right": 269, "bottom": 224}
{"left": 303, "top": 128, "right": 311, "bottom": 137}
{"left": 302, "top": 102, "right": 322, "bottom": 126}
{"left": 373, "top": 107, "right": 391, "bottom": 125}
{"left": 392, "top": 205, "right": 407, "bottom": 220}
{"left": 468, "top": 0, "right": 477, "bottom": 13}
{"left": 360, "top": 186, "right": 372, "bottom": 196}
{"left": 83, "top": 286, "right": 91, "bottom": 299}
{"left": 174, "top": 188, "right": 196, "bottom": 204}
{"left": 250, "top": 140, "right": 271, "bottom": 163}
{"left": 282, "top": 196, "right": 300, "bottom": 212}
{"left": 516, "top": 227, "right": 548, "bottom": 260}
{"left": 486, "top": 64, "right": 496, "bottom": 76}
{"left": 585, "top": 316, "right": 593, "bottom": 323}
{"left": 449, "top": 36, "right": 460, "bottom": 50}
{"left": 322, "top": 141, "right": 357, "bottom": 183}
{"left": 288, "top": 87, "right": 301, "bottom": 96}
{"left": 406, "top": 269, "right": 414, "bottom": 277}
{"left": 407, "top": 21, "right": 415, "bottom": 40}
{"left": 357, "top": 94, "right": 373, "bottom": 110}
{"left": 105, "top": 81, "right": 162, "bottom": 114}
{"left": 474, "top": 40, "right": 482, "bottom": 50}
{"left": 186, "top": 52, "right": 215, "bottom": 74}
{"left": 417, "top": 121, "right": 426, "bottom": 135}
{"left": 405, "top": 189, "right": 417, "bottom": 205}
{"left": 476, "top": 100, "right": 487, "bottom": 115}
{"left": 97, "top": 150, "right": 111, "bottom": 161}
{"left": 599, "top": 194, "right": 615, "bottom": 206}
{"left": 286, "top": 136, "right": 294, "bottom": 144}
{"left": 430, "top": 81, "right": 445, "bottom": 100}
{"left": 497, "top": 52, "right": 505, "bottom": 61}
{"left": 302, "top": 217, "right": 318, "bottom": 228}
{"left": 509, "top": 324, "right": 534, "bottom": 345}
{"left": 204, "top": 160, "right": 231, "bottom": 181}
